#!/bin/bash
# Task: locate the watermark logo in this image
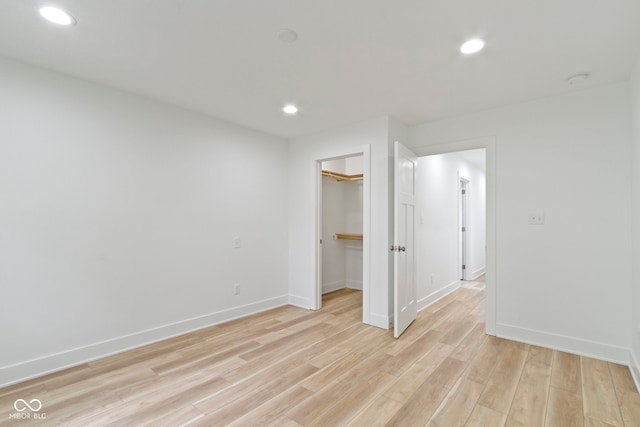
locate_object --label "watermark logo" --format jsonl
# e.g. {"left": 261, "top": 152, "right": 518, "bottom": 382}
{"left": 14, "top": 399, "right": 42, "bottom": 412}
{"left": 9, "top": 399, "right": 46, "bottom": 420}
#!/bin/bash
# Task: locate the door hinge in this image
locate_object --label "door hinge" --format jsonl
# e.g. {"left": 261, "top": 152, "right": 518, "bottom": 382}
{"left": 461, "top": 189, "right": 466, "bottom": 195}
{"left": 320, "top": 239, "right": 323, "bottom": 244}
{"left": 462, "top": 227, "right": 466, "bottom": 232}
{"left": 462, "top": 264, "right": 466, "bottom": 270}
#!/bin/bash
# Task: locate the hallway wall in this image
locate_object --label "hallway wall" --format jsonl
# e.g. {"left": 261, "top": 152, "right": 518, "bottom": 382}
{"left": 415, "top": 151, "right": 486, "bottom": 310}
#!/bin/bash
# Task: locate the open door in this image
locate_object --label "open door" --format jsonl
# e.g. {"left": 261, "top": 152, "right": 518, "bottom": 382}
{"left": 393, "top": 141, "right": 417, "bottom": 338}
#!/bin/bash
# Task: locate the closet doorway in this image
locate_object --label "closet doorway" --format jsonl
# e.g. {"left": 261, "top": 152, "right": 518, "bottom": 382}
{"left": 316, "top": 153, "right": 367, "bottom": 314}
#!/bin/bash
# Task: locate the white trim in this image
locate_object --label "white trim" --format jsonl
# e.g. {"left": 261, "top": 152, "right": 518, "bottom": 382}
{"left": 322, "top": 280, "right": 347, "bottom": 294}
{"left": 0, "top": 295, "right": 288, "bottom": 388}
{"left": 496, "top": 323, "right": 629, "bottom": 364}
{"left": 315, "top": 160, "right": 323, "bottom": 311}
{"left": 320, "top": 280, "right": 362, "bottom": 293}
{"left": 288, "top": 294, "right": 310, "bottom": 309}
{"left": 458, "top": 174, "right": 470, "bottom": 281}
{"left": 362, "top": 146, "right": 371, "bottom": 325}
{"left": 369, "top": 312, "right": 392, "bottom": 329}
{"left": 631, "top": 351, "right": 640, "bottom": 393}
{"left": 470, "top": 267, "right": 486, "bottom": 280}
{"left": 411, "top": 136, "right": 496, "bottom": 336}
{"left": 346, "top": 280, "right": 363, "bottom": 290}
{"left": 418, "top": 280, "right": 460, "bottom": 312}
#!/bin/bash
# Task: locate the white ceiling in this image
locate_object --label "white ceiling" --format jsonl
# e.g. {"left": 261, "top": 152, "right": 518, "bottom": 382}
{"left": 1, "top": 0, "right": 639, "bottom": 139}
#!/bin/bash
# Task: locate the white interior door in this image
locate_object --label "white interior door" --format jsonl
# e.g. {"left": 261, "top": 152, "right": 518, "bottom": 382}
{"left": 393, "top": 141, "right": 417, "bottom": 338}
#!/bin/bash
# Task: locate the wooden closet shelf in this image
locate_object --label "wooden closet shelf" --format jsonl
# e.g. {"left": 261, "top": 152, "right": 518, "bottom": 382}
{"left": 335, "top": 233, "right": 363, "bottom": 241}
{"left": 322, "top": 170, "right": 363, "bottom": 182}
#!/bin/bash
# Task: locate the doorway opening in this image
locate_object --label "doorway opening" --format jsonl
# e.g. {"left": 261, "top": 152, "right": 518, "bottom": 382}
{"left": 411, "top": 142, "right": 493, "bottom": 333}
{"left": 315, "top": 148, "right": 370, "bottom": 323}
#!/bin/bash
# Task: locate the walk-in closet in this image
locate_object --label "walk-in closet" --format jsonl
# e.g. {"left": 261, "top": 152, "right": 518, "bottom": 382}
{"left": 321, "top": 155, "right": 364, "bottom": 295}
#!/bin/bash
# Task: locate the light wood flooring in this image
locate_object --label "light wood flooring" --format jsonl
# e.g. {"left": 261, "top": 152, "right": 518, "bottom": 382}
{"left": 1, "top": 280, "right": 639, "bottom": 426}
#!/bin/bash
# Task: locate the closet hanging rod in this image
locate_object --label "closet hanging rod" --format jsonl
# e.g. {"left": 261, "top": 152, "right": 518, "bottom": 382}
{"left": 321, "top": 170, "right": 363, "bottom": 182}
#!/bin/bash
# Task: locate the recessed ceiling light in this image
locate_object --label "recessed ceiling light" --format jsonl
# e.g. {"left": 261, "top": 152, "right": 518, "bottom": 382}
{"left": 283, "top": 104, "right": 298, "bottom": 114}
{"left": 277, "top": 29, "right": 298, "bottom": 43}
{"left": 460, "top": 39, "right": 485, "bottom": 54}
{"left": 566, "top": 73, "right": 590, "bottom": 85}
{"left": 39, "top": 6, "right": 76, "bottom": 26}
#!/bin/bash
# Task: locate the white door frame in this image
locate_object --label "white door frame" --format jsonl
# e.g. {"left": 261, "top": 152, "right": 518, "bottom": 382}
{"left": 459, "top": 176, "right": 470, "bottom": 281}
{"left": 315, "top": 146, "right": 371, "bottom": 324}
{"left": 413, "top": 137, "right": 496, "bottom": 336}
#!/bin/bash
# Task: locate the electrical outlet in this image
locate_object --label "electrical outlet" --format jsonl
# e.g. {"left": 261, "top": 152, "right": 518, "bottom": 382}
{"left": 233, "top": 237, "right": 241, "bottom": 248}
{"left": 234, "top": 284, "right": 240, "bottom": 295}
{"left": 528, "top": 212, "right": 545, "bottom": 225}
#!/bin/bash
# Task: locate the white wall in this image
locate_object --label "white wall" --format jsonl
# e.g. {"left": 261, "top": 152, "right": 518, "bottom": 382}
{"left": 462, "top": 158, "right": 487, "bottom": 280}
{"left": 322, "top": 158, "right": 346, "bottom": 174}
{"left": 344, "top": 180, "right": 364, "bottom": 234}
{"left": 415, "top": 151, "right": 486, "bottom": 310}
{"left": 409, "top": 82, "right": 633, "bottom": 363}
{"left": 631, "top": 56, "right": 640, "bottom": 383}
{"left": 322, "top": 157, "right": 364, "bottom": 176}
{"left": 321, "top": 176, "right": 346, "bottom": 292}
{"left": 288, "top": 117, "right": 396, "bottom": 328}
{"left": 344, "top": 241, "right": 364, "bottom": 290}
{"left": 0, "top": 57, "right": 288, "bottom": 386}
{"left": 345, "top": 156, "right": 364, "bottom": 176}
{"left": 344, "top": 176, "right": 364, "bottom": 290}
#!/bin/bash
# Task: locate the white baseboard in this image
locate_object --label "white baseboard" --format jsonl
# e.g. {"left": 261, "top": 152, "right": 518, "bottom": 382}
{"left": 346, "top": 280, "right": 363, "bottom": 290}
{"left": 321, "top": 280, "right": 362, "bottom": 293}
{"left": 0, "top": 295, "right": 288, "bottom": 388}
{"left": 631, "top": 351, "right": 640, "bottom": 393}
{"left": 322, "top": 280, "right": 346, "bottom": 294}
{"left": 470, "top": 266, "right": 485, "bottom": 280}
{"left": 287, "top": 294, "right": 310, "bottom": 309}
{"left": 367, "top": 312, "right": 391, "bottom": 330}
{"left": 496, "top": 323, "right": 629, "bottom": 364}
{"left": 418, "top": 280, "right": 460, "bottom": 312}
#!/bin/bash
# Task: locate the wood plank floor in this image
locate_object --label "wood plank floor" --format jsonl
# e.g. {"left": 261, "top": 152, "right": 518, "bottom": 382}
{"left": 1, "top": 280, "right": 638, "bottom": 426}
